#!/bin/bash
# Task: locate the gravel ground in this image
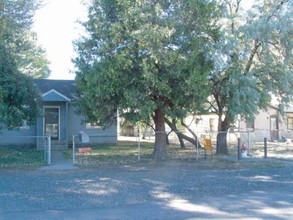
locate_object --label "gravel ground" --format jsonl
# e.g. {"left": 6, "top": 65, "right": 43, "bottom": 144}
{"left": 0, "top": 158, "right": 293, "bottom": 220}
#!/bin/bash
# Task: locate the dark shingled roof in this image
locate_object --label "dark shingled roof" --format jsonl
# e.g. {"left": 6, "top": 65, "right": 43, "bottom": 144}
{"left": 34, "top": 79, "right": 77, "bottom": 100}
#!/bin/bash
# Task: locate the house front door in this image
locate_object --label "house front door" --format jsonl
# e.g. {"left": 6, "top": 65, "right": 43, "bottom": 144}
{"left": 270, "top": 116, "right": 279, "bottom": 141}
{"left": 44, "top": 107, "right": 59, "bottom": 140}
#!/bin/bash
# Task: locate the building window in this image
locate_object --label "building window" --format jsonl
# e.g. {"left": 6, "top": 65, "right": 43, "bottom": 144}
{"left": 287, "top": 117, "right": 293, "bottom": 130}
{"left": 209, "top": 118, "right": 215, "bottom": 132}
{"left": 246, "top": 118, "right": 255, "bottom": 130}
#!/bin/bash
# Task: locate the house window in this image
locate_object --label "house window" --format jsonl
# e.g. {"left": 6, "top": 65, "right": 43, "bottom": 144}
{"left": 246, "top": 118, "right": 255, "bottom": 130}
{"left": 287, "top": 117, "right": 293, "bottom": 130}
{"left": 209, "top": 118, "right": 215, "bottom": 132}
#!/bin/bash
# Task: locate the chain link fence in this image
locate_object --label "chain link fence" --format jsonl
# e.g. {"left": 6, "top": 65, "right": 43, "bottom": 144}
{"left": 72, "top": 133, "right": 118, "bottom": 165}
{"left": 120, "top": 129, "right": 293, "bottom": 160}
{"left": 0, "top": 136, "right": 51, "bottom": 167}
{"left": 237, "top": 130, "right": 293, "bottom": 159}
{"left": 3, "top": 129, "right": 288, "bottom": 167}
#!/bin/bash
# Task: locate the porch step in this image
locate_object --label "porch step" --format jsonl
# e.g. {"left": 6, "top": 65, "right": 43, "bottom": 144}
{"left": 51, "top": 140, "right": 68, "bottom": 149}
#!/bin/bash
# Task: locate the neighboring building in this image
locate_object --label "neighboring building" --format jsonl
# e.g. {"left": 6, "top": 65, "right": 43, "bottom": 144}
{"left": 184, "top": 114, "right": 218, "bottom": 134}
{"left": 238, "top": 105, "right": 293, "bottom": 142}
{"left": 238, "top": 106, "right": 280, "bottom": 141}
{"left": 285, "top": 106, "right": 293, "bottom": 130}
{"left": 0, "top": 79, "right": 118, "bottom": 149}
{"left": 185, "top": 105, "right": 293, "bottom": 143}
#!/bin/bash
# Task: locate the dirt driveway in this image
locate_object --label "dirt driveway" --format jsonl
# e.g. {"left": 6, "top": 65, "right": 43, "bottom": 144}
{"left": 0, "top": 158, "right": 293, "bottom": 220}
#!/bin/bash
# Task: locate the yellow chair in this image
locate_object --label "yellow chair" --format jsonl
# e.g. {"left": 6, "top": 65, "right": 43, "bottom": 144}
{"left": 203, "top": 137, "right": 213, "bottom": 158}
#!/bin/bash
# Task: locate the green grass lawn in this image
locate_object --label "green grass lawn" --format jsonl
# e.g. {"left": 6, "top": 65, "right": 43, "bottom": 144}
{"left": 74, "top": 141, "right": 154, "bottom": 166}
{"left": 0, "top": 147, "right": 45, "bottom": 167}
{"left": 74, "top": 140, "right": 200, "bottom": 166}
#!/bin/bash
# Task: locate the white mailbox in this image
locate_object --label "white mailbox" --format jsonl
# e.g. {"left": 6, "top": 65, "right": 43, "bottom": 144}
{"left": 78, "top": 131, "right": 90, "bottom": 143}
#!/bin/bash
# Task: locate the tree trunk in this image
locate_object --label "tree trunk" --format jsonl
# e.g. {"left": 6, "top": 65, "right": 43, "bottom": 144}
{"left": 172, "top": 119, "right": 188, "bottom": 148}
{"left": 216, "top": 132, "right": 229, "bottom": 154}
{"left": 175, "top": 132, "right": 186, "bottom": 149}
{"left": 181, "top": 120, "right": 198, "bottom": 140}
{"left": 164, "top": 118, "right": 185, "bottom": 148}
{"left": 165, "top": 118, "right": 202, "bottom": 148}
{"left": 153, "top": 108, "right": 166, "bottom": 159}
{"left": 216, "top": 117, "right": 229, "bottom": 155}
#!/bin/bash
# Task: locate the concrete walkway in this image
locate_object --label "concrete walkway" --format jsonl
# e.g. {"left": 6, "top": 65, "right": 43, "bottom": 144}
{"left": 39, "top": 150, "right": 77, "bottom": 171}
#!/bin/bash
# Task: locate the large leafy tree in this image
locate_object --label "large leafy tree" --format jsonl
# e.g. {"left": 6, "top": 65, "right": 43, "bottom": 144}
{"left": 0, "top": 45, "right": 41, "bottom": 129}
{"left": 0, "top": 0, "right": 50, "bottom": 78}
{"left": 14, "top": 31, "right": 50, "bottom": 78}
{"left": 0, "top": 0, "right": 45, "bottom": 129}
{"left": 208, "top": 0, "right": 293, "bottom": 154}
{"left": 74, "top": 0, "right": 217, "bottom": 159}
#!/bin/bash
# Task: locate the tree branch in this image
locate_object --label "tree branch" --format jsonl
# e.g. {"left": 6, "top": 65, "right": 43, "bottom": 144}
{"left": 244, "top": 39, "right": 261, "bottom": 74}
{"left": 165, "top": 117, "right": 203, "bottom": 148}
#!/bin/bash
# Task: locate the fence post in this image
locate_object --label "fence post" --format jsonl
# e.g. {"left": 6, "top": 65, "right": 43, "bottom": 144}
{"left": 47, "top": 135, "right": 51, "bottom": 165}
{"left": 44, "top": 136, "right": 47, "bottom": 162}
{"left": 248, "top": 130, "right": 250, "bottom": 155}
{"left": 238, "top": 137, "right": 241, "bottom": 160}
{"left": 196, "top": 131, "right": 199, "bottom": 160}
{"left": 137, "top": 130, "right": 141, "bottom": 161}
{"left": 72, "top": 135, "right": 76, "bottom": 165}
{"left": 264, "top": 137, "right": 267, "bottom": 158}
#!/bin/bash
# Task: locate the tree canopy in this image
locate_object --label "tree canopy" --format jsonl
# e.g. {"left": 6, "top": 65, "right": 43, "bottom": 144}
{"left": 0, "top": 0, "right": 46, "bottom": 129}
{"left": 208, "top": 0, "right": 293, "bottom": 154}
{"left": 0, "top": 45, "right": 41, "bottom": 129}
{"left": 74, "top": 0, "right": 293, "bottom": 157}
{"left": 74, "top": 0, "right": 218, "bottom": 159}
{"left": 0, "top": 0, "right": 50, "bottom": 78}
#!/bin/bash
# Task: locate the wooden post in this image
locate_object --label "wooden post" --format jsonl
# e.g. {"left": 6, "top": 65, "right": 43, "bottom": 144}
{"left": 238, "top": 137, "right": 241, "bottom": 160}
{"left": 196, "top": 131, "right": 199, "bottom": 160}
{"left": 264, "top": 137, "right": 267, "bottom": 158}
{"left": 137, "top": 129, "right": 141, "bottom": 162}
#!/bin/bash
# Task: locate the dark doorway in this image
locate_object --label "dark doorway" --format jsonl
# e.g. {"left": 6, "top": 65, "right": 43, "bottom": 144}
{"left": 44, "top": 107, "right": 59, "bottom": 140}
{"left": 270, "top": 116, "right": 279, "bottom": 141}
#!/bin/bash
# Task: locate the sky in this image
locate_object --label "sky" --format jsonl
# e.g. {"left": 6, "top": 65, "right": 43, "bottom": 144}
{"left": 33, "top": 0, "right": 254, "bottom": 80}
{"left": 33, "top": 0, "right": 87, "bottom": 80}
